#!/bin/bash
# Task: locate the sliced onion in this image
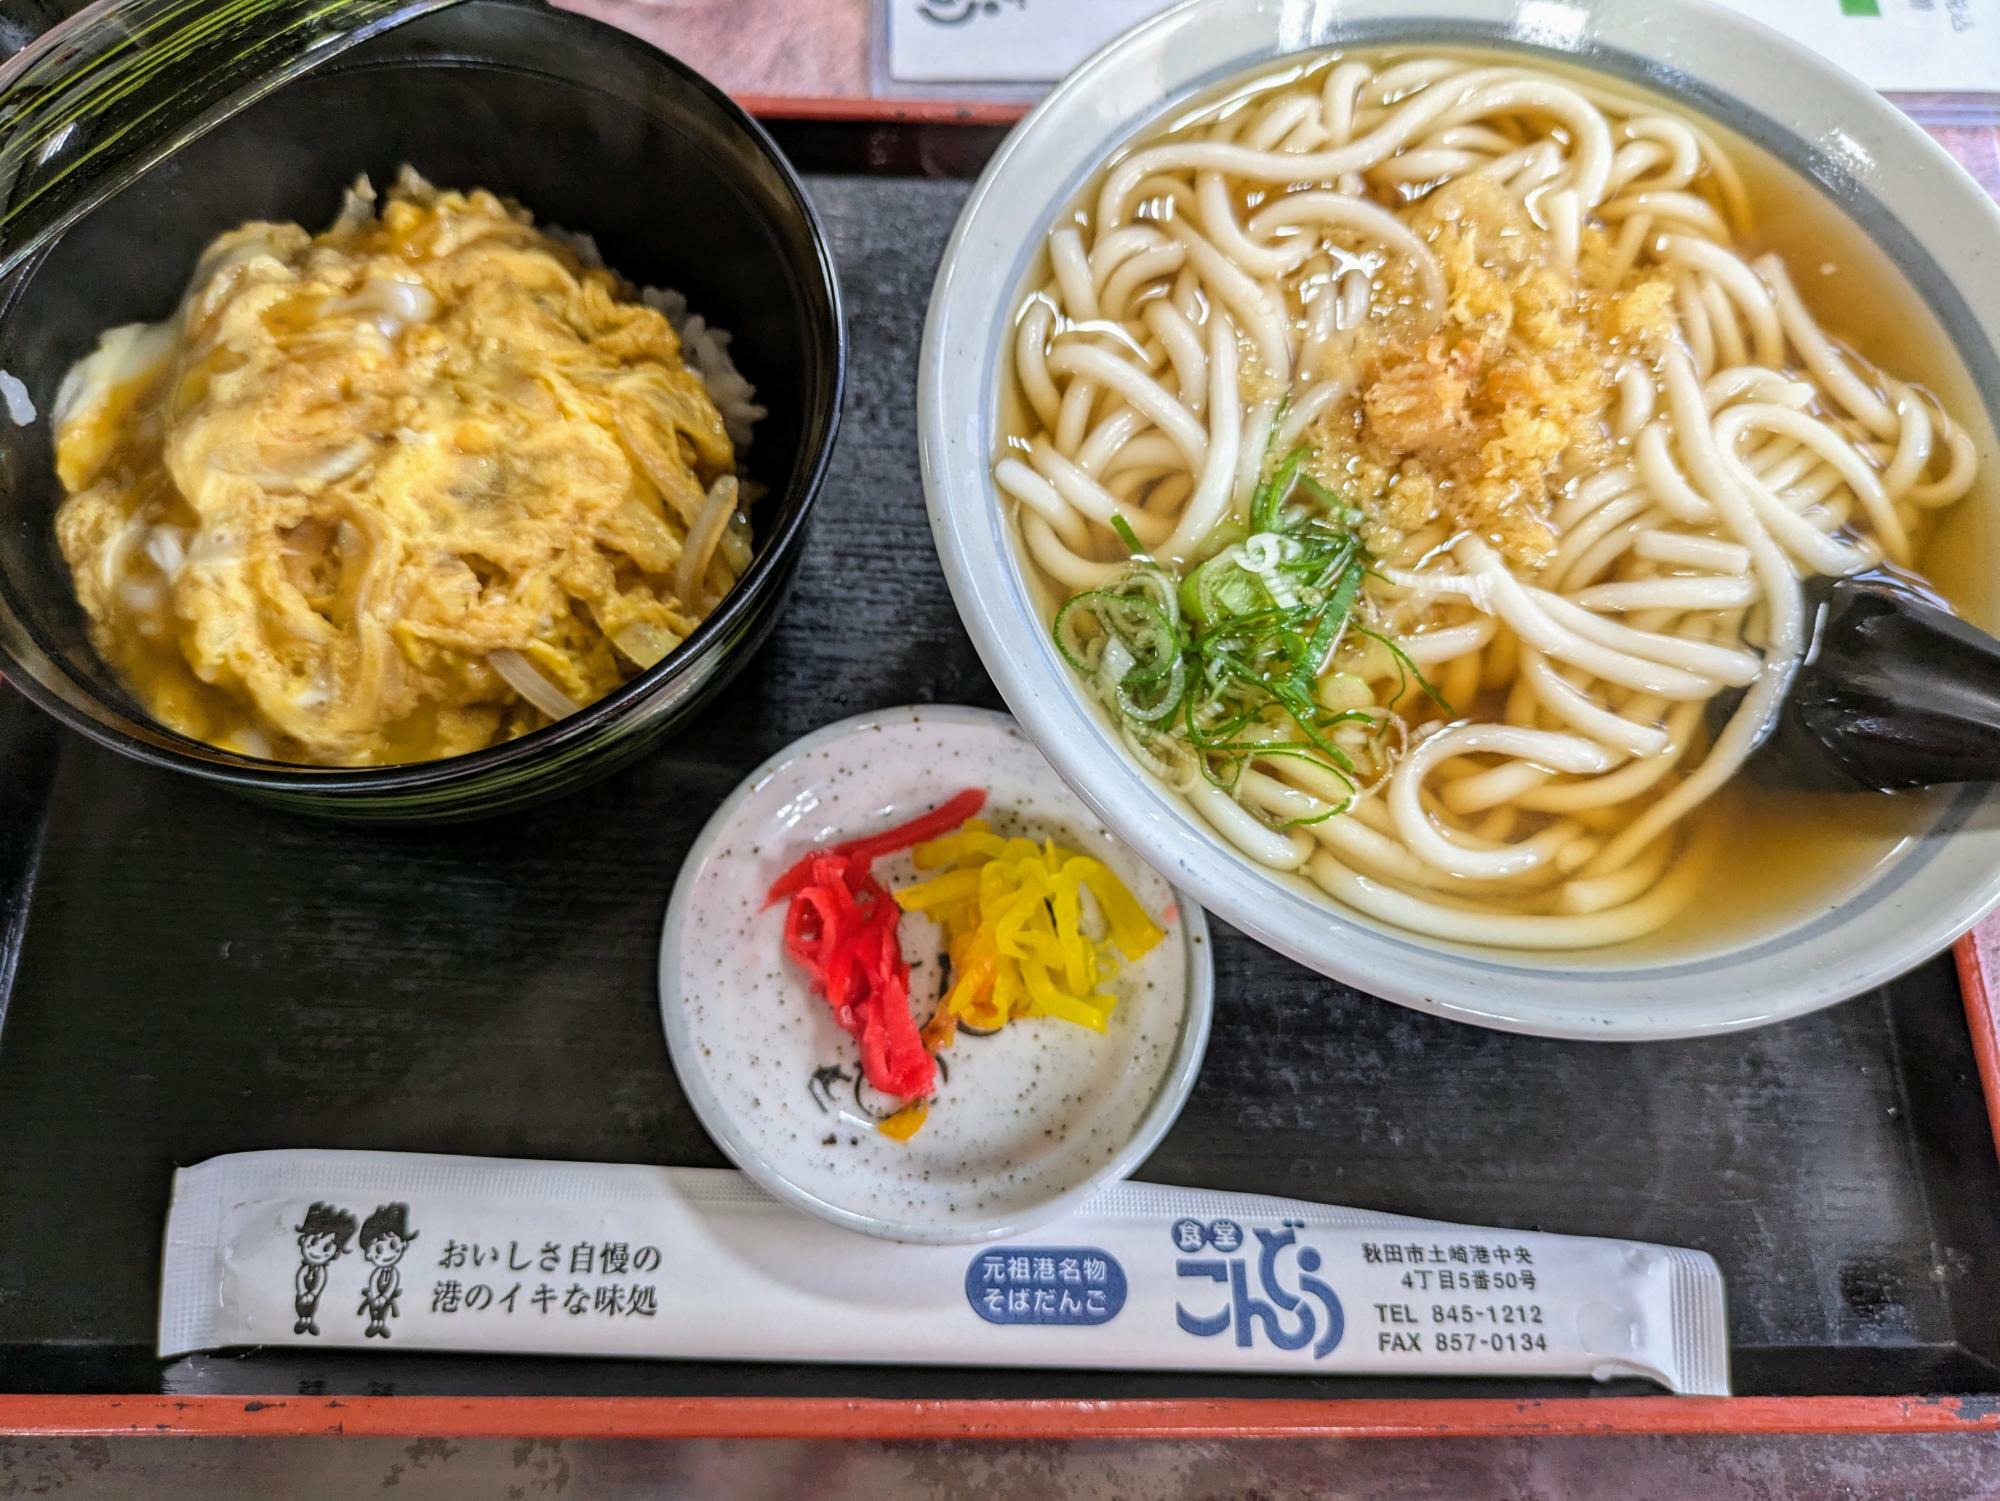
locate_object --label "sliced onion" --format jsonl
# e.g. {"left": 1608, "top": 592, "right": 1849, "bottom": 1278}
{"left": 489, "top": 650, "right": 582, "bottom": 720}
{"left": 673, "top": 475, "right": 739, "bottom": 606}
{"left": 144, "top": 525, "right": 189, "bottom": 580}
{"left": 610, "top": 621, "right": 682, "bottom": 670}
{"left": 330, "top": 276, "right": 437, "bottom": 339}
{"left": 241, "top": 438, "right": 373, "bottom": 491}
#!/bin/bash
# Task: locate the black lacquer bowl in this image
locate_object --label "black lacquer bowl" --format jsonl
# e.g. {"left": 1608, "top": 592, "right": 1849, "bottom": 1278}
{"left": 0, "top": 0, "right": 844, "bottom": 819}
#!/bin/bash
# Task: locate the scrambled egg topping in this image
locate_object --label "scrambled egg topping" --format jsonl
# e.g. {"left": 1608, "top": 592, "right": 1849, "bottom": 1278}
{"left": 54, "top": 172, "right": 748, "bottom": 765}
{"left": 1309, "top": 177, "right": 1675, "bottom": 566}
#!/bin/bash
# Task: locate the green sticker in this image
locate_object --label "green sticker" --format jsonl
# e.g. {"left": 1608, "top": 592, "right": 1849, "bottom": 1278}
{"left": 1839, "top": 0, "right": 1881, "bottom": 14}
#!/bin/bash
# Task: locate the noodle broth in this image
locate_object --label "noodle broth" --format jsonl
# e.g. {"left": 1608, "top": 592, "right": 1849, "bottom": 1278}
{"left": 996, "top": 46, "right": 1995, "bottom": 964}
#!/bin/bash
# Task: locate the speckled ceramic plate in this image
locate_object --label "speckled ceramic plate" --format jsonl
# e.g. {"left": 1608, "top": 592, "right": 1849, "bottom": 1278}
{"left": 659, "top": 704, "right": 1213, "bottom": 1243}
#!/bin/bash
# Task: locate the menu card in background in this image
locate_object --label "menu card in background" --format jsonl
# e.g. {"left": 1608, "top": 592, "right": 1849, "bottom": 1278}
{"left": 885, "top": 0, "right": 1999, "bottom": 95}
{"left": 887, "top": 0, "right": 1159, "bottom": 83}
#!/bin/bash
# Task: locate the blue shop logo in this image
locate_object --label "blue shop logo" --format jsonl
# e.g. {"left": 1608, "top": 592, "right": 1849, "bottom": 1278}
{"left": 1174, "top": 1219, "right": 1344, "bottom": 1359}
{"left": 966, "top": 1247, "right": 1127, "bottom": 1326}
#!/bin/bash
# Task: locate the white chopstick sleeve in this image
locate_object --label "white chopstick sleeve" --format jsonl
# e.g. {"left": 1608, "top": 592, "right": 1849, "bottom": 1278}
{"left": 158, "top": 1149, "right": 1728, "bottom": 1395}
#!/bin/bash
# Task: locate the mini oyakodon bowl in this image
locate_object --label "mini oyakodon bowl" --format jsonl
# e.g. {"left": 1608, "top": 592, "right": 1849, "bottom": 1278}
{"left": 919, "top": 0, "right": 2000, "bottom": 1039}
{"left": 0, "top": 0, "right": 843, "bottom": 820}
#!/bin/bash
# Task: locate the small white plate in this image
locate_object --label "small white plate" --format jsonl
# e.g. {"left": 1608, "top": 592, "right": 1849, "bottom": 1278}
{"left": 659, "top": 704, "right": 1213, "bottom": 1243}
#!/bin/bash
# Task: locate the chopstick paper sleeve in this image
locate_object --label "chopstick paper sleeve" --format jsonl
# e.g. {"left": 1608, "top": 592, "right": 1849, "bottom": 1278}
{"left": 157, "top": 1149, "right": 1729, "bottom": 1394}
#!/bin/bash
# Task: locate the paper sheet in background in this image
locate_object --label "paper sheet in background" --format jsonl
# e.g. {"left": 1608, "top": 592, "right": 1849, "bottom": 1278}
{"left": 886, "top": 0, "right": 1999, "bottom": 95}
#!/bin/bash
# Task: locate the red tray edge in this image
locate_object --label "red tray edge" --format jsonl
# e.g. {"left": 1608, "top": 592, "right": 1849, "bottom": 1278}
{"left": 1957, "top": 926, "right": 2000, "bottom": 1156}
{"left": 1, "top": 1392, "right": 1998, "bottom": 1440}
{"left": 0, "top": 928, "right": 1993, "bottom": 1442}
{"left": 737, "top": 92, "right": 1029, "bottom": 125}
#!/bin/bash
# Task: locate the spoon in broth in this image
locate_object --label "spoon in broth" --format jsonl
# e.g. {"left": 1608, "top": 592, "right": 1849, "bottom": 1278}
{"left": 1722, "top": 572, "right": 2000, "bottom": 792}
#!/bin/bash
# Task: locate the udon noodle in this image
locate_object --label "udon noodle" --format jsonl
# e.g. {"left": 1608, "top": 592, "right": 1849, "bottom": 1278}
{"left": 1000, "top": 52, "right": 1979, "bottom": 950}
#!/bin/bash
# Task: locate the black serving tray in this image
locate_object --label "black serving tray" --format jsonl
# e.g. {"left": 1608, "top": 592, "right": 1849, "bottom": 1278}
{"left": 2, "top": 148, "right": 1998, "bottom": 1402}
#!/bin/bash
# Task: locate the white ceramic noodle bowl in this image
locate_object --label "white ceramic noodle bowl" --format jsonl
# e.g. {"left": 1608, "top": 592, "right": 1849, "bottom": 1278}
{"left": 919, "top": 0, "right": 2000, "bottom": 1039}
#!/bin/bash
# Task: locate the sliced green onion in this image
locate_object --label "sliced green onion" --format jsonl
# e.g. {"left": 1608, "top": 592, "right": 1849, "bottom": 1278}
{"left": 1180, "top": 546, "right": 1263, "bottom": 627}
{"left": 1109, "top": 513, "right": 1145, "bottom": 557}
{"left": 1250, "top": 444, "right": 1308, "bottom": 535}
{"left": 1298, "top": 560, "right": 1365, "bottom": 683}
{"left": 1047, "top": 440, "right": 1422, "bottom": 830}
{"left": 1296, "top": 472, "right": 1365, "bottom": 530}
{"left": 1355, "top": 625, "right": 1454, "bottom": 715}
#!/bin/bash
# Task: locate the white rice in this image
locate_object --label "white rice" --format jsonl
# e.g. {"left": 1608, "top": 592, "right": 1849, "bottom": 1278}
{"left": 640, "top": 286, "right": 767, "bottom": 451}
{"left": 0, "top": 369, "right": 37, "bottom": 427}
{"left": 542, "top": 224, "right": 764, "bottom": 450}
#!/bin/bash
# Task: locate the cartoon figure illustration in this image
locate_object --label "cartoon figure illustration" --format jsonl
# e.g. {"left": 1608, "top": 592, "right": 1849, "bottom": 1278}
{"left": 291, "top": 1203, "right": 357, "bottom": 1336}
{"left": 355, "top": 1203, "right": 418, "bottom": 1339}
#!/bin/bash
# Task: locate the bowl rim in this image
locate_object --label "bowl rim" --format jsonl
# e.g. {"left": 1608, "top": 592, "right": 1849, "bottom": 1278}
{"left": 655, "top": 703, "right": 1217, "bottom": 1245}
{"left": 918, "top": 0, "right": 2000, "bottom": 1039}
{"left": 0, "top": 0, "right": 847, "bottom": 792}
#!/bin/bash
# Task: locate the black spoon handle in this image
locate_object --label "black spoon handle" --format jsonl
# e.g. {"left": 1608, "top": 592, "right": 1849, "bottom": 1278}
{"left": 1788, "top": 577, "right": 2000, "bottom": 792}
